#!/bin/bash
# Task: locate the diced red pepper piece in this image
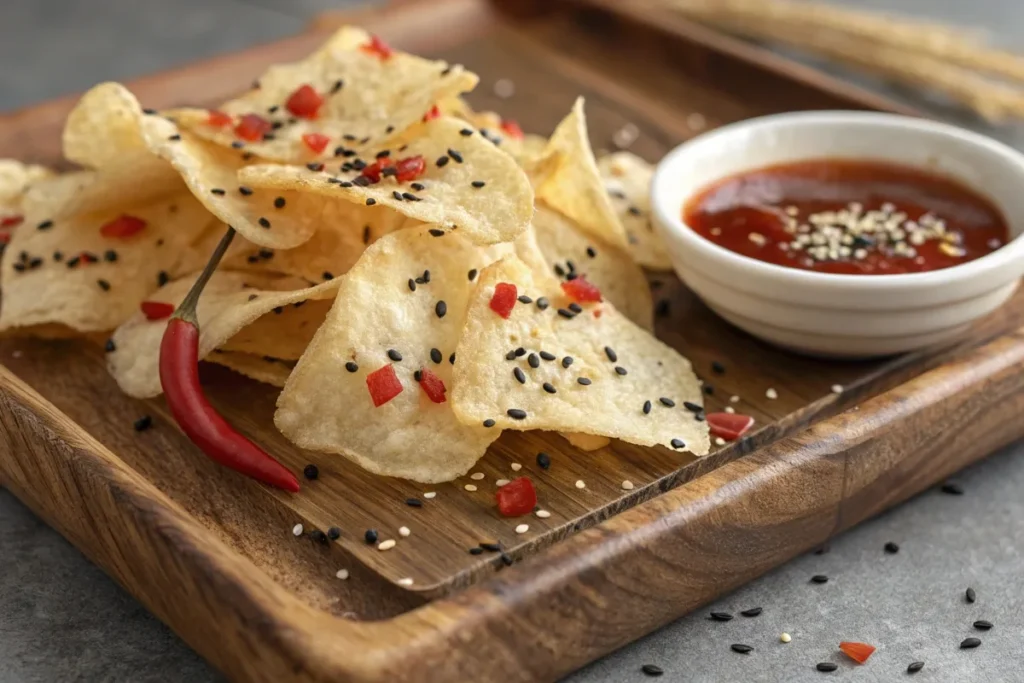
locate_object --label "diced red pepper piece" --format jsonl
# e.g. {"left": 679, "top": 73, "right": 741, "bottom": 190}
{"left": 366, "top": 364, "right": 403, "bottom": 407}
{"left": 394, "top": 155, "right": 426, "bottom": 182}
{"left": 706, "top": 413, "right": 755, "bottom": 441}
{"left": 417, "top": 368, "right": 447, "bottom": 403}
{"left": 839, "top": 642, "right": 876, "bottom": 664}
{"left": 301, "top": 132, "right": 330, "bottom": 154}
{"left": 100, "top": 214, "right": 147, "bottom": 239}
{"left": 140, "top": 301, "right": 175, "bottom": 321}
{"left": 500, "top": 118, "right": 524, "bottom": 140}
{"left": 359, "top": 158, "right": 391, "bottom": 184}
{"left": 0, "top": 233, "right": 11, "bottom": 245}
{"left": 234, "top": 113, "right": 273, "bottom": 141}
{"left": 422, "top": 105, "right": 440, "bottom": 122}
{"left": 495, "top": 477, "right": 537, "bottom": 517}
{"left": 560, "top": 276, "right": 602, "bottom": 303}
{"left": 1, "top": 214, "right": 24, "bottom": 228}
{"left": 79, "top": 251, "right": 97, "bottom": 264}
{"left": 285, "top": 84, "right": 324, "bottom": 120}
{"left": 361, "top": 34, "right": 393, "bottom": 60}
{"left": 489, "top": 282, "right": 518, "bottom": 319}
{"left": 207, "top": 110, "right": 233, "bottom": 128}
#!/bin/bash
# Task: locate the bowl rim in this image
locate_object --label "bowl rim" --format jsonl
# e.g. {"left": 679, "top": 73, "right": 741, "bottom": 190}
{"left": 651, "top": 110, "right": 1024, "bottom": 293}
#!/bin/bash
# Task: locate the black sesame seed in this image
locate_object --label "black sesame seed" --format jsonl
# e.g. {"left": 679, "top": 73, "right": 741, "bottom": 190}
{"left": 731, "top": 644, "right": 753, "bottom": 654}
{"left": 231, "top": 141, "right": 245, "bottom": 150}
{"left": 557, "top": 308, "right": 576, "bottom": 319}
{"left": 306, "top": 162, "right": 324, "bottom": 172}
{"left": 97, "top": 279, "right": 111, "bottom": 291}
{"left": 643, "top": 400, "right": 652, "bottom": 414}
{"left": 363, "top": 225, "right": 371, "bottom": 244}
{"left": 479, "top": 542, "right": 503, "bottom": 552}
{"left": 309, "top": 530, "right": 328, "bottom": 544}
{"left": 614, "top": 366, "right": 628, "bottom": 376}
{"left": 413, "top": 370, "right": 422, "bottom": 382}
{"left": 376, "top": 150, "right": 391, "bottom": 159}
{"left": 469, "top": 547, "right": 484, "bottom": 555}
{"left": 467, "top": 268, "right": 478, "bottom": 281}
{"left": 518, "top": 295, "right": 533, "bottom": 304}
{"left": 168, "top": 134, "right": 181, "bottom": 141}
{"left": 429, "top": 228, "right": 445, "bottom": 237}
{"left": 941, "top": 482, "right": 964, "bottom": 495}
{"left": 366, "top": 198, "right": 377, "bottom": 206}
{"left": 402, "top": 192, "right": 420, "bottom": 201}
{"left": 133, "top": 415, "right": 152, "bottom": 432}
{"left": 577, "top": 377, "right": 592, "bottom": 385}
{"left": 641, "top": 664, "right": 664, "bottom": 677}
{"left": 908, "top": 662, "right": 925, "bottom": 673}
{"left": 483, "top": 419, "right": 496, "bottom": 428}
{"left": 323, "top": 271, "right": 335, "bottom": 280}
{"left": 513, "top": 367, "right": 526, "bottom": 384}
{"left": 659, "top": 397, "right": 676, "bottom": 407}
{"left": 211, "top": 188, "right": 226, "bottom": 196}
{"left": 507, "top": 408, "right": 527, "bottom": 420}
{"left": 960, "top": 637, "right": 981, "bottom": 649}
{"left": 330, "top": 79, "right": 344, "bottom": 93}
{"left": 561, "top": 356, "right": 574, "bottom": 369}
{"left": 238, "top": 186, "right": 253, "bottom": 196}
{"left": 500, "top": 552, "right": 514, "bottom": 566}
{"left": 364, "top": 529, "right": 378, "bottom": 544}
{"left": 273, "top": 196, "right": 286, "bottom": 209}
{"left": 105, "top": 339, "right": 116, "bottom": 353}
{"left": 37, "top": 219, "right": 53, "bottom": 230}
{"left": 816, "top": 662, "right": 838, "bottom": 672}
{"left": 407, "top": 278, "right": 417, "bottom": 292}
{"left": 740, "top": 607, "right": 762, "bottom": 617}
{"left": 811, "top": 575, "right": 829, "bottom": 584}
{"left": 974, "top": 620, "right": 993, "bottom": 630}
{"left": 143, "top": 108, "right": 157, "bottom": 114}
{"left": 406, "top": 497, "right": 423, "bottom": 508}
{"left": 628, "top": 206, "right": 642, "bottom": 216}
{"left": 539, "top": 351, "right": 556, "bottom": 361}
{"left": 536, "top": 297, "right": 549, "bottom": 310}
{"left": 543, "top": 383, "right": 556, "bottom": 394}
{"left": 430, "top": 348, "right": 442, "bottom": 364}
{"left": 528, "top": 353, "right": 540, "bottom": 369}
{"left": 353, "top": 176, "right": 371, "bottom": 187}
{"left": 460, "top": 128, "right": 473, "bottom": 136}
{"left": 711, "top": 361, "right": 726, "bottom": 374}
{"left": 436, "top": 156, "right": 449, "bottom": 167}
{"left": 655, "top": 299, "right": 670, "bottom": 318}
{"left": 565, "top": 272, "right": 578, "bottom": 281}
{"left": 505, "top": 350, "right": 517, "bottom": 361}
{"left": 884, "top": 541, "right": 899, "bottom": 553}
{"left": 435, "top": 301, "right": 447, "bottom": 318}
{"left": 273, "top": 306, "right": 283, "bottom": 315}
{"left": 392, "top": 190, "right": 404, "bottom": 201}
{"left": 670, "top": 438, "right": 685, "bottom": 449}
{"left": 449, "top": 352, "right": 455, "bottom": 364}
{"left": 447, "top": 149, "right": 464, "bottom": 163}
{"left": 586, "top": 246, "right": 597, "bottom": 258}
{"left": 327, "top": 527, "right": 341, "bottom": 540}
{"left": 682, "top": 401, "right": 701, "bottom": 413}
{"left": 411, "top": 182, "right": 425, "bottom": 191}
{"left": 258, "top": 217, "right": 271, "bottom": 229}
{"left": 158, "top": 271, "right": 169, "bottom": 287}
{"left": 387, "top": 349, "right": 402, "bottom": 362}
{"left": 536, "top": 452, "right": 551, "bottom": 469}
{"left": 303, "top": 464, "right": 319, "bottom": 480}
{"left": 345, "top": 362, "right": 358, "bottom": 373}
{"left": 604, "top": 347, "right": 618, "bottom": 362}
{"left": 27, "top": 257, "right": 42, "bottom": 269}
{"left": 568, "top": 302, "right": 583, "bottom": 314}
{"left": 53, "top": 251, "right": 63, "bottom": 262}
{"left": 709, "top": 612, "right": 733, "bottom": 622}
{"left": 471, "top": 180, "right": 486, "bottom": 188}
{"left": 966, "top": 587, "right": 976, "bottom": 603}
{"left": 423, "top": 270, "right": 431, "bottom": 282}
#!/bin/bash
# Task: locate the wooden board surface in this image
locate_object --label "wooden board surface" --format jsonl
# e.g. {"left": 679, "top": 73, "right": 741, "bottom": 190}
{"left": 2, "top": 1, "right": 1024, "bottom": 680}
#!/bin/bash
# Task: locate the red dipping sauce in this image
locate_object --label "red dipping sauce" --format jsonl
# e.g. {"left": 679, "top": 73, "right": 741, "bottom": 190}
{"left": 683, "top": 159, "right": 1010, "bottom": 275}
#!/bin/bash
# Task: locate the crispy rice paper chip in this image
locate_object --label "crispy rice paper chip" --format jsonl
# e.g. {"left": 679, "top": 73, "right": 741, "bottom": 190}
{"left": 239, "top": 116, "right": 534, "bottom": 245}
{"left": 275, "top": 226, "right": 509, "bottom": 483}
{"left": 534, "top": 98, "right": 628, "bottom": 249}
{"left": 107, "top": 271, "right": 339, "bottom": 398}
{"left": 532, "top": 205, "right": 653, "bottom": 330}
{"left": 0, "top": 192, "right": 215, "bottom": 333}
{"left": 599, "top": 152, "right": 673, "bottom": 271}
{"left": 174, "top": 26, "right": 477, "bottom": 163}
{"left": 452, "top": 257, "right": 709, "bottom": 455}
{"left": 208, "top": 351, "right": 293, "bottom": 388}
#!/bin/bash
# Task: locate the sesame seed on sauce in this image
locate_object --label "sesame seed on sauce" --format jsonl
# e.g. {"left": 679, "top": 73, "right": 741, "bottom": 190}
{"left": 436, "top": 156, "right": 449, "bottom": 167}
{"left": 97, "top": 279, "right": 111, "bottom": 291}
{"left": 577, "top": 377, "right": 592, "bottom": 385}
{"left": 345, "top": 362, "right": 358, "bottom": 372}
{"left": 471, "top": 181, "right": 486, "bottom": 188}
{"left": 536, "top": 297, "right": 550, "bottom": 310}
{"left": 513, "top": 367, "right": 526, "bottom": 384}
{"left": 238, "top": 186, "right": 253, "bottom": 196}
{"left": 447, "top": 149, "right": 464, "bottom": 163}
{"left": 322, "top": 271, "right": 335, "bottom": 281}
{"left": 231, "top": 141, "right": 245, "bottom": 150}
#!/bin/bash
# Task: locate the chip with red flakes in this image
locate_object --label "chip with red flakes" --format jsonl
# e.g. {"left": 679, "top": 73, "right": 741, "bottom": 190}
{"left": 172, "top": 25, "right": 478, "bottom": 163}
{"left": 452, "top": 257, "right": 709, "bottom": 455}
{"left": 599, "top": 151, "right": 674, "bottom": 271}
{"left": 207, "top": 351, "right": 295, "bottom": 388}
{"left": 275, "top": 225, "right": 510, "bottom": 483}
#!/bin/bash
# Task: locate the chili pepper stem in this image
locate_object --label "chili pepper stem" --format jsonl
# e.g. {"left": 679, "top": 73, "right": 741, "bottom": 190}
{"left": 173, "top": 227, "right": 236, "bottom": 326}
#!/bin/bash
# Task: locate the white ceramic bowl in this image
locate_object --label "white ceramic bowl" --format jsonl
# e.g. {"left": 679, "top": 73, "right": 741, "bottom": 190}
{"left": 651, "top": 111, "right": 1024, "bottom": 357}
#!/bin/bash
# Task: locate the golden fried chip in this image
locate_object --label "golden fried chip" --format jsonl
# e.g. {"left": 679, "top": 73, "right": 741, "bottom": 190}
{"left": 0, "top": 190, "right": 215, "bottom": 333}
{"left": 239, "top": 116, "right": 534, "bottom": 245}
{"left": 107, "top": 271, "right": 338, "bottom": 398}
{"left": 451, "top": 257, "right": 709, "bottom": 455}
{"left": 276, "top": 225, "right": 509, "bottom": 483}
{"left": 533, "top": 98, "right": 628, "bottom": 249}
{"left": 599, "top": 152, "right": 673, "bottom": 271}
{"left": 207, "top": 351, "right": 293, "bottom": 388}
{"left": 532, "top": 205, "right": 653, "bottom": 329}
{"left": 174, "top": 26, "right": 477, "bottom": 163}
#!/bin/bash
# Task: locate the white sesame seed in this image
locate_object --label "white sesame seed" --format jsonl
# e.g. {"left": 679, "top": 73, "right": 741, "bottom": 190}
{"left": 730, "top": 395, "right": 740, "bottom": 403}
{"left": 377, "top": 539, "right": 396, "bottom": 551}
{"left": 724, "top": 406, "right": 736, "bottom": 414}
{"left": 765, "top": 388, "right": 778, "bottom": 400}
{"left": 397, "top": 577, "right": 414, "bottom": 586}
{"left": 715, "top": 437, "right": 726, "bottom": 446}
{"left": 515, "top": 523, "right": 529, "bottom": 534}
{"left": 612, "top": 122, "right": 639, "bottom": 149}
{"left": 510, "top": 462, "right": 522, "bottom": 471}
{"left": 495, "top": 479, "right": 510, "bottom": 487}
{"left": 621, "top": 480, "right": 634, "bottom": 490}
{"left": 464, "top": 484, "right": 478, "bottom": 492}
{"left": 831, "top": 384, "right": 844, "bottom": 394}
{"left": 335, "top": 569, "right": 349, "bottom": 580}
{"left": 686, "top": 112, "right": 706, "bottom": 131}
{"left": 710, "top": 227, "right": 722, "bottom": 236}
{"left": 575, "top": 480, "right": 586, "bottom": 489}
{"left": 399, "top": 526, "right": 410, "bottom": 537}
{"left": 11, "top": 350, "right": 22, "bottom": 359}
{"left": 780, "top": 633, "right": 791, "bottom": 643}
{"left": 423, "top": 491, "right": 436, "bottom": 499}
{"left": 291, "top": 524, "right": 304, "bottom": 537}
{"left": 493, "top": 78, "right": 515, "bottom": 98}
{"left": 535, "top": 509, "right": 551, "bottom": 518}
{"left": 470, "top": 472, "right": 485, "bottom": 480}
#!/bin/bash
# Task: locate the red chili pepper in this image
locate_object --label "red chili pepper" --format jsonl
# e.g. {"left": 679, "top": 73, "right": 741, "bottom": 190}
{"left": 1, "top": 214, "right": 23, "bottom": 228}
{"left": 100, "top": 214, "right": 147, "bottom": 238}
{"left": 489, "top": 282, "right": 518, "bottom": 319}
{"left": 286, "top": 84, "right": 324, "bottom": 119}
{"left": 394, "top": 155, "right": 426, "bottom": 182}
{"left": 500, "top": 119, "right": 524, "bottom": 140}
{"left": 159, "top": 228, "right": 299, "bottom": 493}
{"left": 234, "top": 113, "right": 273, "bottom": 142}
{"left": 496, "top": 477, "right": 537, "bottom": 517}
{"left": 706, "top": 412, "right": 755, "bottom": 441}
{"left": 561, "top": 276, "right": 602, "bottom": 303}
{"left": 140, "top": 300, "right": 175, "bottom": 321}
{"left": 422, "top": 105, "right": 440, "bottom": 122}
{"left": 361, "top": 34, "right": 393, "bottom": 60}
{"left": 366, "top": 365, "right": 403, "bottom": 407}
{"left": 839, "top": 642, "right": 876, "bottom": 664}
{"left": 207, "top": 109, "right": 233, "bottom": 128}
{"left": 417, "top": 368, "right": 447, "bottom": 403}
{"left": 301, "top": 132, "right": 330, "bottom": 154}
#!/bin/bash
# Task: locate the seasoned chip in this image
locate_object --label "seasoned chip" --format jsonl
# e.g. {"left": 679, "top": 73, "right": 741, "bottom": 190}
{"left": 0, "top": 189, "right": 215, "bottom": 333}
{"left": 599, "top": 152, "right": 673, "bottom": 271}
{"left": 174, "top": 26, "right": 478, "bottom": 163}
{"left": 435, "top": 98, "right": 546, "bottom": 163}
{"left": 533, "top": 98, "right": 628, "bottom": 249}
{"left": 451, "top": 257, "right": 709, "bottom": 455}
{"left": 239, "top": 116, "right": 534, "bottom": 245}
{"left": 0, "top": 160, "right": 53, "bottom": 204}
{"left": 221, "top": 297, "right": 333, "bottom": 360}
{"left": 532, "top": 205, "right": 653, "bottom": 330}
{"left": 276, "top": 225, "right": 509, "bottom": 483}
{"left": 208, "top": 351, "right": 294, "bottom": 388}
{"left": 107, "top": 271, "right": 338, "bottom": 398}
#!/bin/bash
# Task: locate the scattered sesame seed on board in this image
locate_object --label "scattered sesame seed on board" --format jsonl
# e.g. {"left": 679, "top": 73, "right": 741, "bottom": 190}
{"left": 621, "top": 480, "right": 634, "bottom": 490}
{"left": 780, "top": 633, "right": 791, "bottom": 643}
{"left": 535, "top": 510, "right": 551, "bottom": 519}
{"left": 464, "top": 484, "right": 478, "bottom": 492}
{"left": 423, "top": 491, "right": 436, "bottom": 499}
{"left": 399, "top": 526, "right": 411, "bottom": 537}
{"left": 765, "top": 388, "right": 778, "bottom": 399}
{"left": 291, "top": 524, "right": 303, "bottom": 537}
{"left": 397, "top": 578, "right": 414, "bottom": 587}
{"left": 377, "top": 539, "right": 396, "bottom": 551}
{"left": 510, "top": 463, "right": 522, "bottom": 471}
{"left": 335, "top": 569, "right": 349, "bottom": 580}
{"left": 724, "top": 406, "right": 736, "bottom": 414}
{"left": 730, "top": 395, "right": 741, "bottom": 403}
{"left": 495, "top": 479, "right": 510, "bottom": 487}
{"left": 575, "top": 480, "right": 586, "bottom": 489}
{"left": 515, "top": 523, "right": 529, "bottom": 534}
{"left": 470, "top": 472, "right": 485, "bottom": 480}
{"left": 831, "top": 384, "right": 844, "bottom": 394}
{"left": 715, "top": 437, "right": 726, "bottom": 446}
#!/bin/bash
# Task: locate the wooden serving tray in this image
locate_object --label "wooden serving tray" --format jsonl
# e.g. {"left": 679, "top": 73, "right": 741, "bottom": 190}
{"left": 3, "top": 0, "right": 1024, "bottom": 680}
